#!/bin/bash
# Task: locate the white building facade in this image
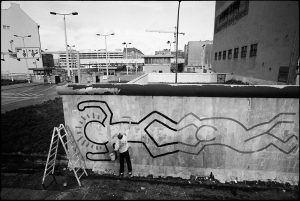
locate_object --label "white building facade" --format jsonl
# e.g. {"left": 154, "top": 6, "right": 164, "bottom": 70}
{"left": 1, "top": 3, "right": 43, "bottom": 75}
{"left": 184, "top": 40, "right": 213, "bottom": 73}
{"left": 58, "top": 49, "right": 144, "bottom": 74}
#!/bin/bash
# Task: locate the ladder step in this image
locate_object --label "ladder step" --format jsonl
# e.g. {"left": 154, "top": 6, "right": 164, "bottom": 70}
{"left": 48, "top": 157, "right": 56, "bottom": 165}
{"left": 52, "top": 139, "right": 59, "bottom": 145}
{"left": 50, "top": 145, "right": 58, "bottom": 152}
{"left": 46, "top": 162, "right": 55, "bottom": 171}
{"left": 78, "top": 171, "right": 85, "bottom": 179}
{"left": 75, "top": 167, "right": 80, "bottom": 174}
{"left": 49, "top": 150, "right": 57, "bottom": 159}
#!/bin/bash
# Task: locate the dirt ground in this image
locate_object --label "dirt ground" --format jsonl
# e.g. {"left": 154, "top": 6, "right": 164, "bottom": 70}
{"left": 1, "top": 170, "right": 298, "bottom": 200}
{"left": 1, "top": 154, "right": 298, "bottom": 200}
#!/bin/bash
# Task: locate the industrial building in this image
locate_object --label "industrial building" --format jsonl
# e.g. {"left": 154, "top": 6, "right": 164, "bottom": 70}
{"left": 212, "top": 1, "right": 299, "bottom": 84}
{"left": 184, "top": 41, "right": 213, "bottom": 73}
{"left": 1, "top": 3, "right": 43, "bottom": 75}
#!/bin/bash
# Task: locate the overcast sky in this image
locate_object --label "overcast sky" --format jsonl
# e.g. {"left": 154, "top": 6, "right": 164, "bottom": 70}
{"left": 2, "top": 1, "right": 216, "bottom": 55}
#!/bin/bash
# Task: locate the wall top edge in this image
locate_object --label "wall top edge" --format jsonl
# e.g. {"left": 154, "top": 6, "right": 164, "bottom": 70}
{"left": 56, "top": 84, "right": 299, "bottom": 98}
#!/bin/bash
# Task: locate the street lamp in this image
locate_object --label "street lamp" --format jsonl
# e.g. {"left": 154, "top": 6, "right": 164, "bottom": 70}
{"left": 14, "top": 34, "right": 31, "bottom": 83}
{"left": 122, "top": 42, "right": 131, "bottom": 75}
{"left": 96, "top": 33, "right": 115, "bottom": 78}
{"left": 175, "top": 1, "right": 181, "bottom": 83}
{"left": 50, "top": 11, "right": 78, "bottom": 80}
{"left": 167, "top": 41, "right": 172, "bottom": 53}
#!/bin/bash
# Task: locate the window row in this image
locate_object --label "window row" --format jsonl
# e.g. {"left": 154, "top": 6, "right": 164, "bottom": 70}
{"left": 214, "top": 43, "right": 258, "bottom": 61}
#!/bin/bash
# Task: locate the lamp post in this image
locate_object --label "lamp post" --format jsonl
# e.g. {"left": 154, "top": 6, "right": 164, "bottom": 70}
{"left": 175, "top": 1, "right": 181, "bottom": 83}
{"left": 96, "top": 33, "right": 115, "bottom": 78}
{"left": 50, "top": 11, "right": 78, "bottom": 80}
{"left": 122, "top": 42, "right": 131, "bottom": 75}
{"left": 167, "top": 41, "right": 172, "bottom": 53}
{"left": 14, "top": 34, "right": 31, "bottom": 83}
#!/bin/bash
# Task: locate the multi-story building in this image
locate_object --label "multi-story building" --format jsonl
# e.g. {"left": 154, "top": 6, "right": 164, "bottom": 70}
{"left": 184, "top": 41, "right": 213, "bottom": 73}
{"left": 123, "top": 47, "right": 144, "bottom": 59}
{"left": 212, "top": 1, "right": 299, "bottom": 84}
{"left": 155, "top": 49, "right": 185, "bottom": 65}
{"left": 58, "top": 48, "right": 144, "bottom": 75}
{"left": 142, "top": 55, "right": 173, "bottom": 73}
{"left": 1, "top": 3, "right": 43, "bottom": 75}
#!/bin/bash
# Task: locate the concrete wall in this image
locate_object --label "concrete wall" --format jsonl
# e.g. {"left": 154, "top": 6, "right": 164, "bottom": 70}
{"left": 129, "top": 73, "right": 285, "bottom": 85}
{"left": 57, "top": 84, "right": 299, "bottom": 184}
{"left": 129, "top": 73, "right": 228, "bottom": 84}
{"left": 143, "top": 65, "right": 171, "bottom": 74}
{"left": 212, "top": 1, "right": 299, "bottom": 84}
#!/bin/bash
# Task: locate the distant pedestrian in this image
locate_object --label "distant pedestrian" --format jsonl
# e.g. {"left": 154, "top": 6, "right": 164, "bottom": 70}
{"left": 113, "top": 120, "right": 132, "bottom": 177}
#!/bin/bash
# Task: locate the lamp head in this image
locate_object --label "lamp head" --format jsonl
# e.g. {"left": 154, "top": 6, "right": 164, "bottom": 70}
{"left": 27, "top": 35, "right": 31, "bottom": 37}
{"left": 111, "top": 33, "right": 115, "bottom": 35}
{"left": 50, "top": 12, "right": 56, "bottom": 15}
{"left": 72, "top": 12, "right": 78, "bottom": 15}
{"left": 122, "top": 42, "right": 126, "bottom": 45}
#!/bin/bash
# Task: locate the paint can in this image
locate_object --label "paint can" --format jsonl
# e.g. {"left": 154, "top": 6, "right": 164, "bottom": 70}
{"left": 109, "top": 152, "right": 116, "bottom": 161}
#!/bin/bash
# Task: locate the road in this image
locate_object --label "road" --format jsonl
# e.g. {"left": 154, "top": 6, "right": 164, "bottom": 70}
{"left": 1, "top": 83, "right": 61, "bottom": 113}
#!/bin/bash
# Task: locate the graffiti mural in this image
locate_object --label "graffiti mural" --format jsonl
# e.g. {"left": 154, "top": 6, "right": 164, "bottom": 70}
{"left": 74, "top": 100, "right": 298, "bottom": 161}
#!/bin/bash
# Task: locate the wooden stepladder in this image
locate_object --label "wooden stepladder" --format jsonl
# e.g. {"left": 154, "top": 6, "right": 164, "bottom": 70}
{"left": 42, "top": 124, "right": 88, "bottom": 187}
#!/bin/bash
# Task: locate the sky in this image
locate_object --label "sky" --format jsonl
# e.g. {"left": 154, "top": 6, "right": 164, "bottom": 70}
{"left": 2, "top": 1, "right": 216, "bottom": 55}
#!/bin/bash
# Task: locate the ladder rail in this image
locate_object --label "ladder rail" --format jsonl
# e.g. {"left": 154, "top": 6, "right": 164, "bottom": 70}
{"left": 42, "top": 127, "right": 59, "bottom": 184}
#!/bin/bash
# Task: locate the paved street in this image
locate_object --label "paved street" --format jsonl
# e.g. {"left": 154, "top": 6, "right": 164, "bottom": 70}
{"left": 1, "top": 83, "right": 62, "bottom": 113}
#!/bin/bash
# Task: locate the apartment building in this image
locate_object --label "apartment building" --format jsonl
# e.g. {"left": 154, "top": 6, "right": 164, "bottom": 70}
{"left": 212, "top": 1, "right": 299, "bottom": 84}
{"left": 1, "top": 3, "right": 43, "bottom": 74}
{"left": 184, "top": 41, "right": 213, "bottom": 73}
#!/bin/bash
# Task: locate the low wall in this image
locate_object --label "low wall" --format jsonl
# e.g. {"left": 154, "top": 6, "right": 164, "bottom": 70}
{"left": 128, "top": 73, "right": 288, "bottom": 85}
{"left": 129, "top": 73, "right": 232, "bottom": 84}
{"left": 57, "top": 84, "right": 299, "bottom": 184}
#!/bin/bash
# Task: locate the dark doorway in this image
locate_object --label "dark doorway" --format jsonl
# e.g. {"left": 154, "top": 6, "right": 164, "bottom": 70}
{"left": 55, "top": 76, "right": 60, "bottom": 84}
{"left": 96, "top": 76, "right": 100, "bottom": 83}
{"left": 75, "top": 76, "right": 78, "bottom": 83}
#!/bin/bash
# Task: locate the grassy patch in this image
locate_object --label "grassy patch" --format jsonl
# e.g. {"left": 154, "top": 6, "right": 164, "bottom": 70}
{"left": 1, "top": 97, "right": 65, "bottom": 154}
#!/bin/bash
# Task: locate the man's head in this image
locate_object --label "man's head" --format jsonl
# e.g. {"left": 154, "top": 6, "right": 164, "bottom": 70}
{"left": 117, "top": 133, "right": 123, "bottom": 140}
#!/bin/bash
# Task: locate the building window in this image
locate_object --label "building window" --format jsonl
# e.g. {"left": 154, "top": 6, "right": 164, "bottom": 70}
{"left": 228, "top": 49, "right": 232, "bottom": 60}
{"left": 215, "top": 52, "right": 217, "bottom": 61}
{"left": 218, "top": 52, "right": 221, "bottom": 60}
{"left": 222, "top": 51, "right": 226, "bottom": 60}
{"left": 277, "top": 66, "right": 289, "bottom": 83}
{"left": 250, "top": 43, "right": 258, "bottom": 57}
{"left": 3, "top": 25, "right": 10, "bottom": 30}
{"left": 214, "top": 0, "right": 249, "bottom": 33}
{"left": 233, "top": 48, "right": 239, "bottom": 59}
{"left": 241, "top": 46, "right": 247, "bottom": 58}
